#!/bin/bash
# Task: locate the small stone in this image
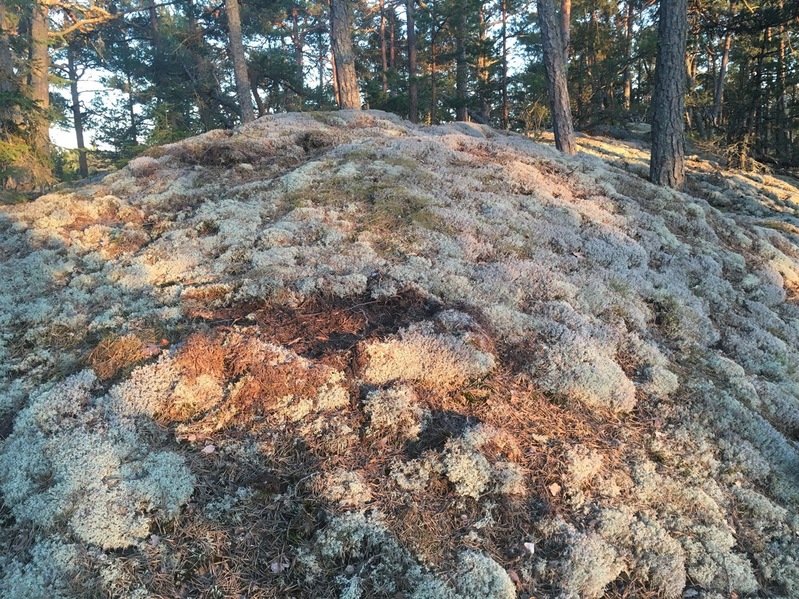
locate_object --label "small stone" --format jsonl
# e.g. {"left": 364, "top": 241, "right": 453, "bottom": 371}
{"left": 523, "top": 541, "right": 535, "bottom": 555}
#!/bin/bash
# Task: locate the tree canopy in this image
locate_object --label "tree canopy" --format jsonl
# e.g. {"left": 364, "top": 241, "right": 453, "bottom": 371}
{"left": 0, "top": 0, "right": 797, "bottom": 193}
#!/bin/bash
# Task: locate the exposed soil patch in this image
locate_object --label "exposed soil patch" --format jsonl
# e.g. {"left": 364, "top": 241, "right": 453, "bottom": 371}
{"left": 185, "top": 288, "right": 441, "bottom": 365}
{"left": 254, "top": 290, "right": 439, "bottom": 355}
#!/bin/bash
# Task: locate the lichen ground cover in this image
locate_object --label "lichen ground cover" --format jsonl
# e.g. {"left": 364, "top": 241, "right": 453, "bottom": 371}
{"left": 1, "top": 111, "right": 798, "bottom": 598}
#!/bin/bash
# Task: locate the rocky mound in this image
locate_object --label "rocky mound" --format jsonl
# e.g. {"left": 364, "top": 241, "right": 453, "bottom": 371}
{"left": 0, "top": 110, "right": 797, "bottom": 598}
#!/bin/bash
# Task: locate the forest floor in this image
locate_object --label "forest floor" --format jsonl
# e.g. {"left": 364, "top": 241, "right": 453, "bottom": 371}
{"left": 0, "top": 111, "right": 798, "bottom": 599}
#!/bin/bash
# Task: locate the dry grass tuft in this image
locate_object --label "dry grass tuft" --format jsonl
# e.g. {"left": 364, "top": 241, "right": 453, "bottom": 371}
{"left": 180, "top": 284, "right": 233, "bottom": 316}
{"left": 86, "top": 333, "right": 151, "bottom": 380}
{"left": 174, "top": 330, "right": 227, "bottom": 382}
{"left": 103, "top": 229, "right": 150, "bottom": 257}
{"left": 167, "top": 328, "right": 335, "bottom": 433}
{"left": 223, "top": 349, "right": 329, "bottom": 426}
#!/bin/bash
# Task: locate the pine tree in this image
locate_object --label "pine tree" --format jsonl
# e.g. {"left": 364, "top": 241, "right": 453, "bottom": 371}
{"left": 406, "top": 0, "right": 418, "bottom": 122}
{"left": 537, "top": 0, "right": 576, "bottom": 154}
{"left": 29, "top": 0, "right": 51, "bottom": 184}
{"left": 330, "top": 0, "right": 359, "bottom": 109}
{"left": 226, "top": 0, "right": 255, "bottom": 123}
{"left": 650, "top": 0, "right": 687, "bottom": 189}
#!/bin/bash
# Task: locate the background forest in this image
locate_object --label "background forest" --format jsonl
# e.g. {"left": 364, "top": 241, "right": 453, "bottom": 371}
{"left": 0, "top": 0, "right": 797, "bottom": 193}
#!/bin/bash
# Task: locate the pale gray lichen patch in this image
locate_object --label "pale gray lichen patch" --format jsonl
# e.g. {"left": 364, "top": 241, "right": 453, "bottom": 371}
{"left": 597, "top": 508, "right": 686, "bottom": 597}
{"left": 313, "top": 470, "right": 373, "bottom": 507}
{"left": 0, "top": 370, "right": 194, "bottom": 550}
{"left": 560, "top": 528, "right": 625, "bottom": 599}
{"left": 363, "top": 384, "right": 425, "bottom": 441}
{"left": 361, "top": 320, "right": 496, "bottom": 391}
{"left": 2, "top": 110, "right": 799, "bottom": 597}
{"left": 0, "top": 537, "right": 82, "bottom": 599}
{"left": 299, "top": 510, "right": 515, "bottom": 599}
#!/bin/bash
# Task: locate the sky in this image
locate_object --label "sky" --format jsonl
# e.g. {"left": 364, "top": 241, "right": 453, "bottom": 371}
{"left": 51, "top": 67, "right": 119, "bottom": 151}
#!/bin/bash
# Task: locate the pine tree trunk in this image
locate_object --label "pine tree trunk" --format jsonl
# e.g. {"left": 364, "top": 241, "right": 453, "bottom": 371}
{"left": 185, "top": 0, "right": 213, "bottom": 130}
{"left": 684, "top": 51, "right": 698, "bottom": 136}
{"left": 67, "top": 47, "right": 88, "bottom": 178}
{"left": 250, "top": 76, "right": 266, "bottom": 116}
{"left": 330, "top": 0, "right": 359, "bottom": 109}
{"left": 0, "top": 3, "right": 12, "bottom": 93}
{"left": 755, "top": 28, "right": 769, "bottom": 158}
{"left": 149, "top": 0, "right": 166, "bottom": 112}
{"left": 389, "top": 7, "right": 395, "bottom": 71}
{"left": 501, "top": 0, "right": 509, "bottom": 129}
{"left": 752, "top": 29, "right": 771, "bottom": 163}
{"left": 226, "top": 0, "right": 255, "bottom": 123}
{"left": 727, "top": 46, "right": 761, "bottom": 170}
{"left": 650, "top": 0, "right": 687, "bottom": 190}
{"left": 477, "top": 8, "right": 491, "bottom": 123}
{"left": 126, "top": 72, "right": 138, "bottom": 145}
{"left": 29, "top": 0, "right": 50, "bottom": 180}
{"left": 429, "top": 34, "right": 437, "bottom": 124}
{"left": 0, "top": 3, "right": 15, "bottom": 120}
{"left": 30, "top": 4, "right": 50, "bottom": 115}
{"left": 623, "top": 0, "right": 634, "bottom": 111}
{"left": 406, "top": 0, "right": 418, "bottom": 122}
{"left": 537, "top": 0, "right": 576, "bottom": 154}
{"left": 330, "top": 44, "right": 340, "bottom": 105}
{"left": 318, "top": 30, "right": 326, "bottom": 106}
{"left": 289, "top": 5, "right": 304, "bottom": 110}
{"left": 587, "top": 9, "right": 602, "bottom": 118}
{"left": 711, "top": 31, "right": 731, "bottom": 129}
{"left": 380, "top": 0, "right": 388, "bottom": 94}
{"left": 775, "top": 0, "right": 789, "bottom": 160}
{"left": 455, "top": 12, "right": 467, "bottom": 122}
{"left": 0, "top": 1, "right": 17, "bottom": 184}
{"left": 576, "top": 54, "right": 584, "bottom": 122}
{"left": 561, "top": 0, "right": 571, "bottom": 59}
